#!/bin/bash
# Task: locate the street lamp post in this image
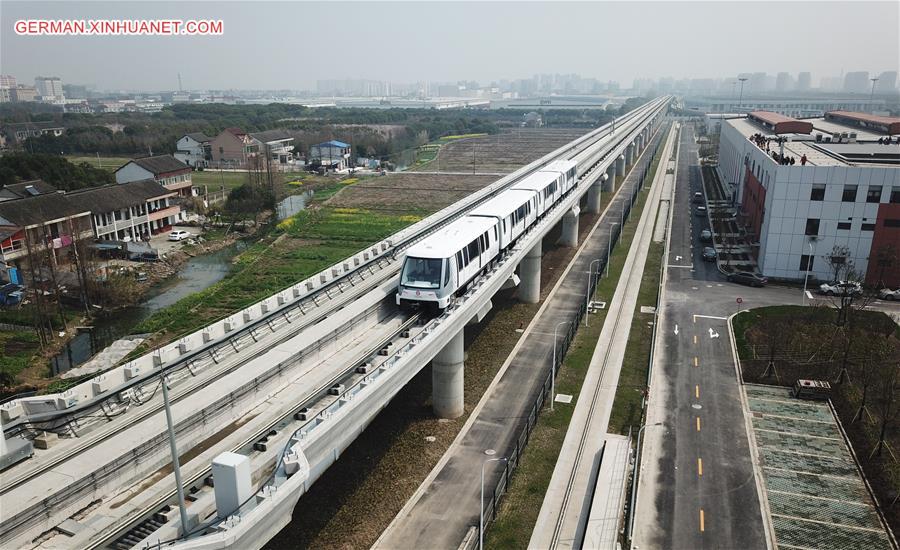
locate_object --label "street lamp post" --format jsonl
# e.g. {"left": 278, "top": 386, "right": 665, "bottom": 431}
{"left": 607, "top": 222, "right": 620, "bottom": 276}
{"left": 161, "top": 375, "right": 190, "bottom": 535}
{"left": 802, "top": 240, "right": 815, "bottom": 306}
{"left": 480, "top": 456, "right": 508, "bottom": 550}
{"left": 585, "top": 259, "right": 602, "bottom": 326}
{"left": 551, "top": 320, "right": 572, "bottom": 411}
{"left": 870, "top": 77, "right": 880, "bottom": 113}
{"left": 737, "top": 77, "right": 748, "bottom": 112}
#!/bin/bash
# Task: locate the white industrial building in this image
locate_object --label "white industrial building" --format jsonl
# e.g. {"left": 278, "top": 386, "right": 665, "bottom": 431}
{"left": 717, "top": 110, "right": 900, "bottom": 287}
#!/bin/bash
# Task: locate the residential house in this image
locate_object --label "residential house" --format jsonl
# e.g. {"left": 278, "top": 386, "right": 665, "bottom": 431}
{"left": 68, "top": 179, "right": 179, "bottom": 241}
{"left": 174, "top": 133, "right": 212, "bottom": 168}
{"left": 0, "top": 180, "right": 58, "bottom": 202}
{"left": 210, "top": 127, "right": 256, "bottom": 168}
{"left": 250, "top": 130, "right": 295, "bottom": 167}
{"left": 0, "top": 192, "right": 94, "bottom": 284}
{"left": 115, "top": 155, "right": 193, "bottom": 197}
{"left": 308, "top": 140, "right": 352, "bottom": 171}
{"left": 0, "top": 121, "right": 66, "bottom": 149}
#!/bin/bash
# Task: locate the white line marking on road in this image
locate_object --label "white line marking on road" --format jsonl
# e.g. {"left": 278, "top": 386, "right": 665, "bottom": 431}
{"left": 805, "top": 290, "right": 813, "bottom": 300}
{"left": 667, "top": 264, "right": 693, "bottom": 268}
{"left": 708, "top": 328, "right": 719, "bottom": 339}
{"left": 693, "top": 314, "right": 727, "bottom": 321}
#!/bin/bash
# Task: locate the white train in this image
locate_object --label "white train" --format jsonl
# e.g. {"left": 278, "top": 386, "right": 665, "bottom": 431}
{"left": 397, "top": 159, "right": 578, "bottom": 310}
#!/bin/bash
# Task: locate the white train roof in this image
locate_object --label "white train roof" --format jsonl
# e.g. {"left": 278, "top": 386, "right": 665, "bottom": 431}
{"left": 405, "top": 216, "right": 497, "bottom": 259}
{"left": 510, "top": 170, "right": 560, "bottom": 192}
{"left": 468, "top": 189, "right": 535, "bottom": 219}
{"left": 540, "top": 159, "right": 577, "bottom": 174}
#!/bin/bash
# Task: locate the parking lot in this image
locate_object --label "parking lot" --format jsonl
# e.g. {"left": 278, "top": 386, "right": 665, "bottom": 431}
{"left": 745, "top": 384, "right": 894, "bottom": 549}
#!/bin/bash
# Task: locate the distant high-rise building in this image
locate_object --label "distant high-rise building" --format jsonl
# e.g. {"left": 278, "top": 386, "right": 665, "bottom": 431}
{"left": 35, "top": 76, "right": 64, "bottom": 100}
{"left": 797, "top": 72, "right": 811, "bottom": 91}
{"left": 843, "top": 71, "right": 870, "bottom": 94}
{"left": 876, "top": 71, "right": 898, "bottom": 93}
{"left": 775, "top": 72, "right": 794, "bottom": 92}
{"left": 0, "top": 75, "right": 17, "bottom": 89}
{"left": 63, "top": 84, "right": 88, "bottom": 99}
{"left": 749, "top": 72, "right": 768, "bottom": 94}
{"left": 820, "top": 75, "right": 843, "bottom": 91}
{"left": 11, "top": 86, "right": 37, "bottom": 102}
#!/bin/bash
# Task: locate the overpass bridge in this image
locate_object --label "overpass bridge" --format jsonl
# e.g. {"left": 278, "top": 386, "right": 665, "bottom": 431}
{"left": 0, "top": 96, "right": 671, "bottom": 550}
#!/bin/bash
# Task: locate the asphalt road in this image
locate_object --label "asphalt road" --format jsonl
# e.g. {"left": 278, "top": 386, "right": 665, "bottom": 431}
{"left": 635, "top": 125, "right": 779, "bottom": 550}
{"left": 634, "top": 124, "right": 900, "bottom": 550}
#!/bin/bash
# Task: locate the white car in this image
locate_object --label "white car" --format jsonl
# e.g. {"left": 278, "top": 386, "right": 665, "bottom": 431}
{"left": 818, "top": 281, "right": 863, "bottom": 296}
{"left": 879, "top": 288, "right": 900, "bottom": 301}
{"left": 168, "top": 230, "right": 192, "bottom": 242}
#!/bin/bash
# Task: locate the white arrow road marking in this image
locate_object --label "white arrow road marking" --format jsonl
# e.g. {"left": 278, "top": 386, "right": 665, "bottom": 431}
{"left": 708, "top": 328, "right": 719, "bottom": 339}
{"left": 675, "top": 255, "right": 683, "bottom": 261}
{"left": 674, "top": 324, "right": 679, "bottom": 335}
{"left": 805, "top": 290, "right": 813, "bottom": 300}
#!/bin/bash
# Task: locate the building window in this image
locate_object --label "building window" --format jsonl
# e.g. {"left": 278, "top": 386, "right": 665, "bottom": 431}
{"left": 891, "top": 187, "right": 900, "bottom": 204}
{"left": 842, "top": 185, "right": 858, "bottom": 202}
{"left": 867, "top": 186, "right": 882, "bottom": 203}
{"left": 861, "top": 223, "right": 876, "bottom": 231}
{"left": 837, "top": 222, "right": 851, "bottom": 230}
{"left": 805, "top": 218, "right": 820, "bottom": 236}
{"left": 800, "top": 255, "right": 815, "bottom": 271}
{"left": 810, "top": 184, "right": 826, "bottom": 201}
{"left": 885, "top": 219, "right": 900, "bottom": 228}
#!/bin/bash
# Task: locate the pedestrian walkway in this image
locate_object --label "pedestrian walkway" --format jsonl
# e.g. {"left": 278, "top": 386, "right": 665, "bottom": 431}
{"left": 374, "top": 125, "right": 669, "bottom": 550}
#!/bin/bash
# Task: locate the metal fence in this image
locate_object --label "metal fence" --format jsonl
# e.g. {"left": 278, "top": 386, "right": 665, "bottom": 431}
{"left": 478, "top": 125, "right": 667, "bottom": 541}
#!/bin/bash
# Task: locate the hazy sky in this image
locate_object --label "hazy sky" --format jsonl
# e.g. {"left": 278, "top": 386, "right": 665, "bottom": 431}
{"left": 2, "top": 1, "right": 898, "bottom": 91}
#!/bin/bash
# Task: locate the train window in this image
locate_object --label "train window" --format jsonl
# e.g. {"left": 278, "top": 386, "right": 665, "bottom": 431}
{"left": 444, "top": 259, "right": 450, "bottom": 286}
{"left": 456, "top": 251, "right": 463, "bottom": 268}
{"left": 467, "top": 240, "right": 479, "bottom": 261}
{"left": 463, "top": 248, "right": 469, "bottom": 266}
{"left": 493, "top": 226, "right": 498, "bottom": 241}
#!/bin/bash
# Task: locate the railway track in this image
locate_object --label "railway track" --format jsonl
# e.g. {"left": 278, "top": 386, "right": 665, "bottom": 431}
{"left": 1, "top": 97, "right": 670, "bottom": 548}
{"left": 94, "top": 313, "right": 424, "bottom": 550}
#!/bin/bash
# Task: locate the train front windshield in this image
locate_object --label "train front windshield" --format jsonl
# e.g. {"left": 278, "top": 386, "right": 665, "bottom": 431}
{"left": 400, "top": 257, "right": 444, "bottom": 289}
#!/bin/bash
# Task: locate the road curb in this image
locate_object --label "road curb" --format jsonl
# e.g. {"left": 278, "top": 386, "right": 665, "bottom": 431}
{"left": 727, "top": 310, "right": 776, "bottom": 550}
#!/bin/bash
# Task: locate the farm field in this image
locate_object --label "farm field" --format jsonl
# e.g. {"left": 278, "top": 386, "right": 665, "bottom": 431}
{"left": 411, "top": 127, "right": 588, "bottom": 173}
{"left": 65, "top": 155, "right": 132, "bottom": 171}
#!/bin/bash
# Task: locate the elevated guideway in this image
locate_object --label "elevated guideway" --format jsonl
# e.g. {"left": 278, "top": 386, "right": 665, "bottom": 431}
{"left": 0, "top": 97, "right": 671, "bottom": 550}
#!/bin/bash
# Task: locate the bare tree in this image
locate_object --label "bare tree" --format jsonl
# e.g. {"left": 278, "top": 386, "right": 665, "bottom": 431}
{"left": 871, "top": 361, "right": 900, "bottom": 458}
{"left": 850, "top": 334, "right": 897, "bottom": 423}
{"left": 822, "top": 244, "right": 854, "bottom": 284}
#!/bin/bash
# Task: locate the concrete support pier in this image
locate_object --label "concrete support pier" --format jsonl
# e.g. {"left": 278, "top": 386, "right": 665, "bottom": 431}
{"left": 519, "top": 240, "right": 542, "bottom": 303}
{"left": 586, "top": 175, "right": 604, "bottom": 214}
{"left": 616, "top": 154, "right": 626, "bottom": 177}
{"left": 603, "top": 164, "right": 616, "bottom": 192}
{"left": 637, "top": 133, "right": 644, "bottom": 153}
{"left": 626, "top": 143, "right": 635, "bottom": 166}
{"left": 432, "top": 331, "right": 464, "bottom": 419}
{"left": 559, "top": 206, "right": 580, "bottom": 247}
